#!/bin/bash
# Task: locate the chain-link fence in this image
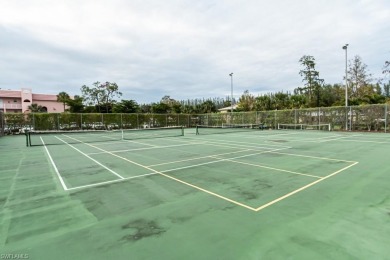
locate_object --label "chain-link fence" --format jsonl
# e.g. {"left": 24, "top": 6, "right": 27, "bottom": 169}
{"left": 2, "top": 104, "right": 389, "bottom": 133}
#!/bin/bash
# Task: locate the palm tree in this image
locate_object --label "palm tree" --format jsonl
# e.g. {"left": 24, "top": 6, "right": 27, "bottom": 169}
{"left": 57, "top": 92, "right": 70, "bottom": 111}
{"left": 28, "top": 104, "right": 45, "bottom": 112}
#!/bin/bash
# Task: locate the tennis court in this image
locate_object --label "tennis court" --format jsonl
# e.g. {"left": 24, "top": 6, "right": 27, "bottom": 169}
{"left": 1, "top": 127, "right": 389, "bottom": 259}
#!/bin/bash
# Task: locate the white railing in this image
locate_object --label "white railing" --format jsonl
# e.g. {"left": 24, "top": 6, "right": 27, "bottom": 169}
{"left": 3, "top": 104, "right": 22, "bottom": 109}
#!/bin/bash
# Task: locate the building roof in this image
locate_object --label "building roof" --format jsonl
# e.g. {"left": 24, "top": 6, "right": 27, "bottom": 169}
{"left": 0, "top": 90, "right": 21, "bottom": 98}
{"left": 32, "top": 94, "right": 58, "bottom": 101}
{"left": 218, "top": 104, "right": 238, "bottom": 112}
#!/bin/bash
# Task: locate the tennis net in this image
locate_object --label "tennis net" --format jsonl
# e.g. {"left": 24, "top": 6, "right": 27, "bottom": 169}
{"left": 196, "top": 124, "right": 263, "bottom": 135}
{"left": 277, "top": 123, "right": 331, "bottom": 131}
{"left": 26, "top": 126, "right": 184, "bottom": 146}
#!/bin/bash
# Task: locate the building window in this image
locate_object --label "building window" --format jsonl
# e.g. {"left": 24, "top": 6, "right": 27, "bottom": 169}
{"left": 23, "top": 99, "right": 31, "bottom": 102}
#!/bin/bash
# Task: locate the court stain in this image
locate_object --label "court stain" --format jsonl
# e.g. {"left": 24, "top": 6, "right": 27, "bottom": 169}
{"left": 120, "top": 219, "right": 166, "bottom": 242}
{"left": 269, "top": 139, "right": 288, "bottom": 142}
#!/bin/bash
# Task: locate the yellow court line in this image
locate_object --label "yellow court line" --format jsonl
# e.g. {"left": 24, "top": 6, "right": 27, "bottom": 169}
{"left": 182, "top": 136, "right": 292, "bottom": 149}
{"left": 148, "top": 149, "right": 252, "bottom": 167}
{"left": 212, "top": 157, "right": 322, "bottom": 179}
{"left": 62, "top": 134, "right": 359, "bottom": 213}
{"left": 63, "top": 135, "right": 257, "bottom": 211}
{"left": 156, "top": 171, "right": 257, "bottom": 211}
{"left": 254, "top": 161, "right": 359, "bottom": 211}
{"left": 158, "top": 148, "right": 287, "bottom": 174}
{"left": 56, "top": 136, "right": 125, "bottom": 180}
{"left": 338, "top": 139, "right": 390, "bottom": 144}
{"left": 318, "top": 134, "right": 362, "bottom": 143}
{"left": 269, "top": 151, "right": 356, "bottom": 163}
{"left": 67, "top": 172, "right": 158, "bottom": 191}
{"left": 87, "top": 141, "right": 209, "bottom": 155}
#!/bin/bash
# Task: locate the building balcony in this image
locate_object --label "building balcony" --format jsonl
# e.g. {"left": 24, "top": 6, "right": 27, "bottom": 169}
{"left": 3, "top": 104, "right": 22, "bottom": 109}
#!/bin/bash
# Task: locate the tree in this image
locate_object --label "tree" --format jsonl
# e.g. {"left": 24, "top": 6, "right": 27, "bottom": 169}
{"left": 237, "top": 90, "right": 256, "bottom": 111}
{"left": 101, "top": 82, "right": 122, "bottom": 113}
{"left": 81, "top": 82, "right": 104, "bottom": 112}
{"left": 151, "top": 102, "right": 170, "bottom": 113}
{"left": 160, "top": 95, "right": 182, "bottom": 113}
{"left": 383, "top": 80, "right": 390, "bottom": 98}
{"left": 298, "top": 55, "right": 324, "bottom": 107}
{"left": 112, "top": 100, "right": 139, "bottom": 113}
{"left": 347, "top": 55, "right": 372, "bottom": 99}
{"left": 139, "top": 104, "right": 152, "bottom": 113}
{"left": 57, "top": 91, "right": 70, "bottom": 111}
{"left": 383, "top": 60, "right": 390, "bottom": 77}
{"left": 200, "top": 100, "right": 217, "bottom": 113}
{"left": 66, "top": 95, "right": 84, "bottom": 113}
{"left": 81, "top": 81, "right": 122, "bottom": 113}
{"left": 273, "top": 92, "right": 290, "bottom": 110}
{"left": 255, "top": 94, "right": 273, "bottom": 111}
{"left": 290, "top": 94, "right": 307, "bottom": 109}
{"left": 28, "top": 103, "right": 45, "bottom": 112}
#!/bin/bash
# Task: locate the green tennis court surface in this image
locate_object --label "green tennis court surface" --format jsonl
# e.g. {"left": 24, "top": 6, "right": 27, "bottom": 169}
{"left": 1, "top": 129, "right": 389, "bottom": 259}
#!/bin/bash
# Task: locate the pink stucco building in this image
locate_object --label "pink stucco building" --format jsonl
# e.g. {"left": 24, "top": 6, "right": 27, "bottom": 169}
{"left": 0, "top": 88, "right": 68, "bottom": 113}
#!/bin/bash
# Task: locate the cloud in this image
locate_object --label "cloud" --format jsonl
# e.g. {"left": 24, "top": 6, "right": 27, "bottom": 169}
{"left": 0, "top": 0, "right": 389, "bottom": 103}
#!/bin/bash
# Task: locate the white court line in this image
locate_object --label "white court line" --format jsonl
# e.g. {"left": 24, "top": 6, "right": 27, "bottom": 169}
{"left": 338, "top": 139, "right": 390, "bottom": 144}
{"left": 254, "top": 161, "right": 359, "bottom": 211}
{"left": 87, "top": 141, "right": 209, "bottom": 155}
{"left": 58, "top": 133, "right": 358, "bottom": 211}
{"left": 158, "top": 147, "right": 289, "bottom": 173}
{"left": 181, "top": 137, "right": 292, "bottom": 148}
{"left": 180, "top": 136, "right": 292, "bottom": 150}
{"left": 40, "top": 137, "right": 68, "bottom": 191}
{"left": 318, "top": 134, "right": 362, "bottom": 143}
{"left": 56, "top": 136, "right": 125, "bottom": 180}
{"left": 63, "top": 134, "right": 259, "bottom": 211}
{"left": 269, "top": 151, "right": 356, "bottom": 163}
{"left": 67, "top": 172, "right": 157, "bottom": 191}
{"left": 213, "top": 157, "right": 322, "bottom": 179}
{"left": 148, "top": 149, "right": 252, "bottom": 167}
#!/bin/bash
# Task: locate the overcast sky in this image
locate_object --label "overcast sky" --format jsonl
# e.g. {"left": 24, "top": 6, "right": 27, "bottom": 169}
{"left": 0, "top": 0, "right": 389, "bottom": 103}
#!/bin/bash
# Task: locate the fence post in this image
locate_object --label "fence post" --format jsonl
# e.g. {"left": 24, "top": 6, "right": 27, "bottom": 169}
{"left": 274, "top": 110, "right": 277, "bottom": 129}
{"left": 318, "top": 107, "right": 321, "bottom": 125}
{"left": 385, "top": 104, "right": 388, "bottom": 133}
{"left": 349, "top": 106, "right": 352, "bottom": 131}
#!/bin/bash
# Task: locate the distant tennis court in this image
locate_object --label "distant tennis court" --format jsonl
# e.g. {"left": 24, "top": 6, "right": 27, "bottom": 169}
{"left": 1, "top": 126, "right": 389, "bottom": 259}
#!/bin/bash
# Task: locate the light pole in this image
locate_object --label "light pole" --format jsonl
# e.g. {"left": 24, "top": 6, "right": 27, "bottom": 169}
{"left": 342, "top": 44, "right": 348, "bottom": 130}
{"left": 229, "top": 73, "right": 233, "bottom": 122}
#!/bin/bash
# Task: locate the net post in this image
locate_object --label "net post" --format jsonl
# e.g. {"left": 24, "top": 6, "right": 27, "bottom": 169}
{"left": 196, "top": 125, "right": 199, "bottom": 135}
{"left": 181, "top": 126, "right": 184, "bottom": 136}
{"left": 25, "top": 132, "right": 29, "bottom": 147}
{"left": 28, "top": 132, "right": 31, "bottom": 146}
